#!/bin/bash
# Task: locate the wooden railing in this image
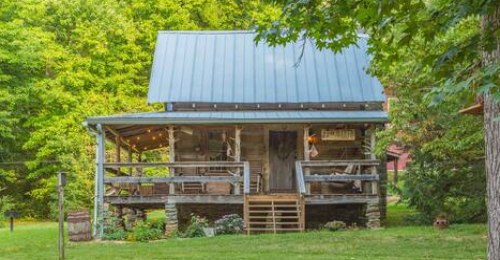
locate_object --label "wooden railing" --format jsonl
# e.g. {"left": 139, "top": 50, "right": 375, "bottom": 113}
{"left": 104, "top": 161, "right": 250, "bottom": 195}
{"left": 295, "top": 160, "right": 380, "bottom": 195}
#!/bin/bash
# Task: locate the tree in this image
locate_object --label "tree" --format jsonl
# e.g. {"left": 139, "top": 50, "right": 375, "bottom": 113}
{"left": 256, "top": 1, "right": 499, "bottom": 258}
{"left": 0, "top": 0, "right": 279, "bottom": 218}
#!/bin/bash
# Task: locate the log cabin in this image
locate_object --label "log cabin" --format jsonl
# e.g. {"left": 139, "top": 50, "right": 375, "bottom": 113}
{"left": 84, "top": 31, "right": 388, "bottom": 237}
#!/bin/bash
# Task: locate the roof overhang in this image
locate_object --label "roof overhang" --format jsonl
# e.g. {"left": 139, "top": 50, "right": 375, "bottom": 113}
{"left": 85, "top": 110, "right": 388, "bottom": 126}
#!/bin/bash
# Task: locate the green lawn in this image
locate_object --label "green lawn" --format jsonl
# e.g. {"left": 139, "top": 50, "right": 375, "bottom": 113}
{"left": 0, "top": 205, "right": 487, "bottom": 260}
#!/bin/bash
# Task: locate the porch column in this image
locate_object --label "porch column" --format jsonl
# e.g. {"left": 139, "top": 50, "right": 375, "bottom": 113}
{"left": 93, "top": 123, "right": 105, "bottom": 238}
{"left": 127, "top": 150, "right": 133, "bottom": 175}
{"left": 115, "top": 135, "right": 121, "bottom": 162}
{"left": 168, "top": 126, "right": 176, "bottom": 195}
{"left": 369, "top": 129, "right": 378, "bottom": 195}
{"left": 234, "top": 126, "right": 242, "bottom": 195}
{"left": 303, "top": 125, "right": 311, "bottom": 194}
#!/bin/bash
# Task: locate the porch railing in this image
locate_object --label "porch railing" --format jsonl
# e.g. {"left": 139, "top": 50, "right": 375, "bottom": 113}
{"left": 295, "top": 160, "right": 380, "bottom": 196}
{"left": 103, "top": 161, "right": 250, "bottom": 195}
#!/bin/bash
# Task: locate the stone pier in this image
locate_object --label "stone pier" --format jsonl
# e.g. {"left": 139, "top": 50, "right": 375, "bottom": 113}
{"left": 164, "top": 203, "right": 178, "bottom": 237}
{"left": 365, "top": 202, "right": 381, "bottom": 229}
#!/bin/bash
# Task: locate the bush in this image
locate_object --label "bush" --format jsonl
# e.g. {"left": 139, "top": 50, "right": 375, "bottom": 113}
{"left": 403, "top": 150, "right": 486, "bottom": 224}
{"left": 182, "top": 214, "right": 208, "bottom": 238}
{"left": 128, "top": 220, "right": 163, "bottom": 242}
{"left": 104, "top": 230, "right": 128, "bottom": 241}
{"left": 103, "top": 215, "right": 166, "bottom": 242}
{"left": 324, "top": 221, "right": 346, "bottom": 231}
{"left": 215, "top": 214, "right": 244, "bottom": 235}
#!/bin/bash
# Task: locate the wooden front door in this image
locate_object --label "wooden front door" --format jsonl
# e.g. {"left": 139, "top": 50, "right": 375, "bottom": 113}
{"left": 269, "top": 131, "right": 297, "bottom": 192}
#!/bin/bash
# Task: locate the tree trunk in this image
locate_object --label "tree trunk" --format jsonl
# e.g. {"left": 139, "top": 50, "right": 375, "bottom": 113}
{"left": 482, "top": 6, "right": 500, "bottom": 260}
{"left": 484, "top": 94, "right": 500, "bottom": 260}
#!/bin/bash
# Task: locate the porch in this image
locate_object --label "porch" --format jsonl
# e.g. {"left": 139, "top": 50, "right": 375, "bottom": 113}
{"left": 87, "top": 119, "right": 384, "bottom": 236}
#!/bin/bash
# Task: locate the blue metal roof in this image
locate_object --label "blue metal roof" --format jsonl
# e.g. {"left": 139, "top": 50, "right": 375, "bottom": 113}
{"left": 147, "top": 31, "right": 385, "bottom": 104}
{"left": 86, "top": 111, "right": 388, "bottom": 125}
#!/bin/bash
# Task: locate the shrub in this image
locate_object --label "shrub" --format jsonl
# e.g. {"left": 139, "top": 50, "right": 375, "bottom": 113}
{"left": 104, "top": 230, "right": 128, "bottom": 241}
{"left": 147, "top": 218, "right": 166, "bottom": 231}
{"left": 182, "top": 214, "right": 208, "bottom": 238}
{"left": 403, "top": 150, "right": 486, "bottom": 224}
{"left": 103, "top": 214, "right": 166, "bottom": 242}
{"left": 215, "top": 214, "right": 244, "bottom": 235}
{"left": 324, "top": 220, "right": 346, "bottom": 231}
{"left": 127, "top": 220, "right": 163, "bottom": 242}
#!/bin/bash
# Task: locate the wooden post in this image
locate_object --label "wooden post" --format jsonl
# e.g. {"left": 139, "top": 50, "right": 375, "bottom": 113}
{"left": 115, "top": 135, "right": 121, "bottom": 163}
{"left": 369, "top": 129, "right": 378, "bottom": 195}
{"left": 57, "top": 172, "right": 66, "bottom": 260}
{"left": 95, "top": 124, "right": 105, "bottom": 238}
{"left": 168, "top": 127, "right": 175, "bottom": 195}
{"left": 393, "top": 158, "right": 399, "bottom": 189}
{"left": 234, "top": 126, "right": 242, "bottom": 195}
{"left": 303, "top": 125, "right": 311, "bottom": 195}
{"left": 127, "top": 150, "right": 133, "bottom": 175}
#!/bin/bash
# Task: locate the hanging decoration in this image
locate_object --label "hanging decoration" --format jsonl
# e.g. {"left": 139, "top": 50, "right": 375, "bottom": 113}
{"left": 309, "top": 144, "right": 319, "bottom": 158}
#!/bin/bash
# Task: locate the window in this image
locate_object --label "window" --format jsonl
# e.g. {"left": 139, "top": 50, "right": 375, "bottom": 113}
{"left": 208, "top": 131, "right": 228, "bottom": 172}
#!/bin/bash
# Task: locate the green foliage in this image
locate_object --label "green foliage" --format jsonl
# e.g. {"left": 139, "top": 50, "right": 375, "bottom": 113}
{"left": 104, "top": 229, "right": 128, "bottom": 241}
{"left": 0, "top": 0, "right": 279, "bottom": 219}
{"left": 182, "top": 214, "right": 209, "bottom": 238}
{"left": 257, "top": 0, "right": 491, "bottom": 224}
{"left": 324, "top": 220, "right": 347, "bottom": 231}
{"left": 214, "top": 214, "right": 244, "bottom": 235}
{"left": 127, "top": 220, "right": 164, "bottom": 242}
{"left": 0, "top": 194, "right": 15, "bottom": 228}
{"left": 404, "top": 150, "right": 486, "bottom": 224}
{"left": 104, "top": 218, "right": 166, "bottom": 242}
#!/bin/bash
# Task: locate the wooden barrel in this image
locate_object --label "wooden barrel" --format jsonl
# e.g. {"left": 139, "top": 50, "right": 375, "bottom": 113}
{"left": 67, "top": 210, "right": 92, "bottom": 241}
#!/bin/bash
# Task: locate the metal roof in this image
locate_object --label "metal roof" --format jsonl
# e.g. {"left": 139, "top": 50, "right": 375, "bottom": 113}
{"left": 85, "top": 110, "right": 388, "bottom": 125}
{"left": 147, "top": 31, "right": 385, "bottom": 104}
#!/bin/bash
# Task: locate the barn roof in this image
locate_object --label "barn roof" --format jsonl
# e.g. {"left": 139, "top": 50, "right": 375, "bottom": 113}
{"left": 147, "top": 31, "right": 385, "bottom": 105}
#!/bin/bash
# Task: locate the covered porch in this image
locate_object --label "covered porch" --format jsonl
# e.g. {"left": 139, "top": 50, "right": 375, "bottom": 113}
{"left": 86, "top": 110, "right": 387, "bottom": 236}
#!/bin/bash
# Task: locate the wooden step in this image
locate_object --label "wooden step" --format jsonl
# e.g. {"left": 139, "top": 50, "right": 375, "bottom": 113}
{"left": 244, "top": 194, "right": 305, "bottom": 235}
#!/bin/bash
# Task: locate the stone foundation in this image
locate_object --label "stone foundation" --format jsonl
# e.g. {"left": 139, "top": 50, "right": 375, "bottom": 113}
{"left": 305, "top": 204, "right": 365, "bottom": 229}
{"left": 176, "top": 204, "right": 243, "bottom": 231}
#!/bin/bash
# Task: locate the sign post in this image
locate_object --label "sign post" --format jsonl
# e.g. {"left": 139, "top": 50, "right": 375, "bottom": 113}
{"left": 57, "top": 172, "right": 67, "bottom": 260}
{"left": 3, "top": 211, "right": 20, "bottom": 233}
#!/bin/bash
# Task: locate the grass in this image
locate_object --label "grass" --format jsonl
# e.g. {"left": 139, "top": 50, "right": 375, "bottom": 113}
{"left": 0, "top": 204, "right": 486, "bottom": 260}
{"left": 386, "top": 202, "right": 419, "bottom": 227}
